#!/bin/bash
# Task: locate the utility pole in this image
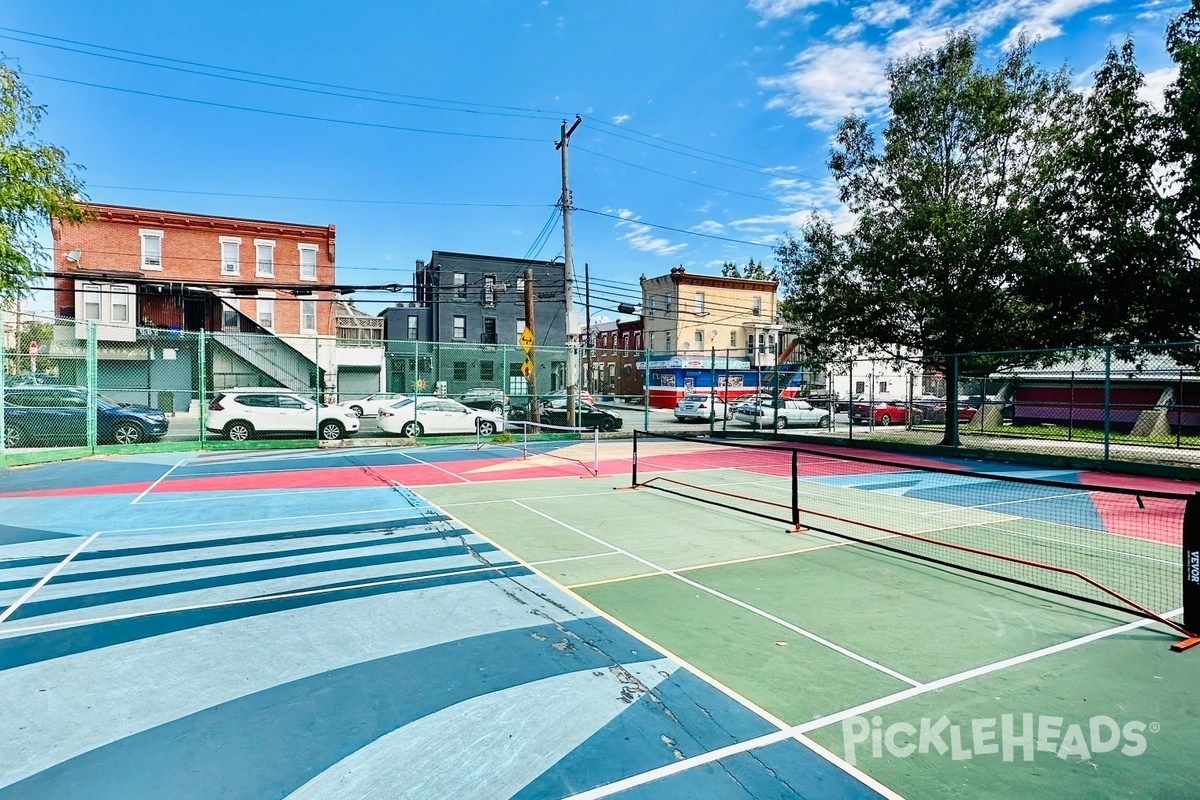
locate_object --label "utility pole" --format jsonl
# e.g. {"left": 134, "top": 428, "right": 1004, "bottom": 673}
{"left": 524, "top": 267, "right": 540, "bottom": 424}
{"left": 556, "top": 114, "right": 582, "bottom": 426}
{"left": 584, "top": 262, "right": 591, "bottom": 396}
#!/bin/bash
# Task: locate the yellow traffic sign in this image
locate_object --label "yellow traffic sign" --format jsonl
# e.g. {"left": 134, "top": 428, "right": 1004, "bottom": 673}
{"left": 521, "top": 358, "right": 534, "bottom": 379}
{"left": 519, "top": 327, "right": 535, "bottom": 352}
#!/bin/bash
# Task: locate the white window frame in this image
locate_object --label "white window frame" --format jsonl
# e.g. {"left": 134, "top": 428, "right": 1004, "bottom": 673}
{"left": 649, "top": 296, "right": 657, "bottom": 317}
{"left": 665, "top": 294, "right": 673, "bottom": 314}
{"left": 111, "top": 286, "right": 130, "bottom": 323}
{"left": 300, "top": 299, "right": 316, "bottom": 333}
{"left": 695, "top": 329, "right": 704, "bottom": 348}
{"left": 139, "top": 229, "right": 163, "bottom": 271}
{"left": 408, "top": 315, "right": 420, "bottom": 341}
{"left": 298, "top": 244, "right": 318, "bottom": 281}
{"left": 256, "top": 291, "right": 275, "bottom": 330}
{"left": 665, "top": 332, "right": 672, "bottom": 352}
{"left": 254, "top": 239, "right": 276, "bottom": 278}
{"left": 452, "top": 315, "right": 466, "bottom": 340}
{"left": 220, "top": 236, "right": 241, "bottom": 276}
{"left": 221, "top": 297, "right": 241, "bottom": 331}
{"left": 82, "top": 283, "right": 102, "bottom": 321}
{"left": 730, "top": 330, "right": 737, "bottom": 348}
{"left": 751, "top": 296, "right": 762, "bottom": 316}
{"left": 516, "top": 318, "right": 525, "bottom": 337}
{"left": 453, "top": 272, "right": 467, "bottom": 300}
{"left": 694, "top": 292, "right": 705, "bottom": 315}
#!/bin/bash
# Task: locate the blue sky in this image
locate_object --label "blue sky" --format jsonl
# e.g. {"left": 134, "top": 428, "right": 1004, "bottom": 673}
{"left": 2, "top": 0, "right": 1186, "bottom": 320}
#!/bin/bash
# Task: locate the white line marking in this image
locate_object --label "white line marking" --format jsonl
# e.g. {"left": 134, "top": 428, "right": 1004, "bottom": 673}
{"left": 0, "top": 532, "right": 102, "bottom": 626}
{"left": 409, "top": 492, "right": 907, "bottom": 800}
{"left": 566, "top": 572, "right": 660, "bottom": 589}
{"left": 390, "top": 450, "right": 471, "bottom": 483}
{"left": 0, "top": 562, "right": 523, "bottom": 636}
{"left": 130, "top": 456, "right": 189, "bottom": 505}
{"left": 567, "top": 609, "right": 1179, "bottom": 800}
{"left": 527, "top": 551, "right": 621, "bottom": 567}
{"left": 511, "top": 500, "right": 922, "bottom": 688}
{"left": 136, "top": 485, "right": 399, "bottom": 505}
{"left": 94, "top": 507, "right": 419, "bottom": 535}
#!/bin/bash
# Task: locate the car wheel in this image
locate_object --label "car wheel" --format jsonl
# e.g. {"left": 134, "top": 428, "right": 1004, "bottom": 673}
{"left": 775, "top": 416, "right": 788, "bottom": 430}
{"left": 818, "top": 414, "right": 830, "bottom": 427}
{"left": 911, "top": 411, "right": 923, "bottom": 425}
{"left": 319, "top": 420, "right": 345, "bottom": 441}
{"left": 489, "top": 403, "right": 504, "bottom": 414}
{"left": 4, "top": 426, "right": 24, "bottom": 449}
{"left": 401, "top": 421, "right": 423, "bottom": 438}
{"left": 879, "top": 414, "right": 892, "bottom": 426}
{"left": 478, "top": 420, "right": 497, "bottom": 435}
{"left": 599, "top": 417, "right": 616, "bottom": 432}
{"left": 349, "top": 405, "right": 364, "bottom": 418}
{"left": 113, "top": 422, "right": 144, "bottom": 445}
{"left": 224, "top": 420, "right": 254, "bottom": 441}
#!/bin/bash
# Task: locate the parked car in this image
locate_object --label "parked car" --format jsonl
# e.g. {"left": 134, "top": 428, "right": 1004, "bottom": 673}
{"left": 334, "top": 392, "right": 408, "bottom": 418}
{"left": 206, "top": 389, "right": 359, "bottom": 441}
{"left": 540, "top": 388, "right": 596, "bottom": 408}
{"left": 735, "top": 398, "right": 830, "bottom": 429}
{"left": 456, "top": 387, "right": 510, "bottom": 414}
{"left": 377, "top": 396, "right": 504, "bottom": 437}
{"left": 729, "top": 393, "right": 774, "bottom": 415}
{"left": 3, "top": 386, "right": 169, "bottom": 448}
{"left": 536, "top": 401, "right": 623, "bottom": 432}
{"left": 674, "top": 393, "right": 730, "bottom": 422}
{"left": 960, "top": 394, "right": 1014, "bottom": 422}
{"left": 850, "top": 399, "right": 920, "bottom": 426}
{"left": 912, "top": 395, "right": 978, "bottom": 424}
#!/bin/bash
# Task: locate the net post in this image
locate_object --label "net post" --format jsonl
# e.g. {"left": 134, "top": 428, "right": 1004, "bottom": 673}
{"left": 632, "top": 429, "right": 639, "bottom": 487}
{"left": 1178, "top": 492, "right": 1200, "bottom": 650}
{"left": 789, "top": 450, "right": 803, "bottom": 532}
{"left": 592, "top": 425, "right": 599, "bottom": 476}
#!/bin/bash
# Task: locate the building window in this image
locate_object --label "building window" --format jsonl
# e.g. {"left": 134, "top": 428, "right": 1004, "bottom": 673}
{"left": 516, "top": 277, "right": 526, "bottom": 292}
{"left": 855, "top": 381, "right": 866, "bottom": 395}
{"left": 452, "top": 315, "right": 466, "bottom": 340}
{"left": 694, "top": 292, "right": 705, "bottom": 314}
{"left": 140, "top": 230, "right": 163, "bottom": 271}
{"left": 480, "top": 361, "right": 494, "bottom": 381}
{"left": 220, "top": 237, "right": 240, "bottom": 275}
{"left": 665, "top": 294, "right": 673, "bottom": 314}
{"left": 649, "top": 332, "right": 656, "bottom": 351}
{"left": 621, "top": 333, "right": 630, "bottom": 352}
{"left": 300, "top": 300, "right": 316, "bottom": 333}
{"left": 299, "top": 244, "right": 318, "bottom": 281}
{"left": 768, "top": 334, "right": 777, "bottom": 354}
{"left": 222, "top": 298, "right": 240, "bottom": 331}
{"left": 482, "top": 317, "right": 497, "bottom": 344}
{"left": 695, "top": 330, "right": 704, "bottom": 349}
{"left": 83, "top": 284, "right": 101, "bottom": 320}
{"left": 111, "top": 287, "right": 129, "bottom": 323}
{"left": 482, "top": 274, "right": 496, "bottom": 307}
{"left": 665, "top": 332, "right": 672, "bottom": 352}
{"left": 453, "top": 272, "right": 466, "bottom": 300}
{"left": 257, "top": 292, "right": 275, "bottom": 330}
{"left": 634, "top": 331, "right": 641, "bottom": 350}
{"left": 751, "top": 296, "right": 762, "bottom": 316}
{"left": 407, "top": 315, "right": 419, "bottom": 341}
{"left": 453, "top": 362, "right": 467, "bottom": 381}
{"left": 730, "top": 330, "right": 737, "bottom": 347}
{"left": 649, "top": 296, "right": 657, "bottom": 317}
{"left": 255, "top": 240, "right": 275, "bottom": 277}
{"left": 516, "top": 318, "right": 525, "bottom": 338}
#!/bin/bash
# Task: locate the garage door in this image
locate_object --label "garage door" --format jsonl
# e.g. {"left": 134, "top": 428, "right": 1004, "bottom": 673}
{"left": 336, "top": 367, "right": 381, "bottom": 402}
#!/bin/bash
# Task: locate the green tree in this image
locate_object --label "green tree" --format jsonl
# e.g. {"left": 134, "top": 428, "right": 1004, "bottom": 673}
{"left": 1165, "top": 1, "right": 1200, "bottom": 255}
{"left": 720, "top": 258, "right": 774, "bottom": 280}
{"left": 776, "top": 32, "right": 1081, "bottom": 444}
{"left": 0, "top": 61, "right": 87, "bottom": 304}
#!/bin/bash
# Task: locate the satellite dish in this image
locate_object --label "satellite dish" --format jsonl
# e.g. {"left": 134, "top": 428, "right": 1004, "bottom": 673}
{"left": 65, "top": 249, "right": 82, "bottom": 262}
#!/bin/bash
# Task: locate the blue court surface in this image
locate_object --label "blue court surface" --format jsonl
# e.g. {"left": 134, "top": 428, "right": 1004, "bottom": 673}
{"left": 0, "top": 447, "right": 895, "bottom": 799}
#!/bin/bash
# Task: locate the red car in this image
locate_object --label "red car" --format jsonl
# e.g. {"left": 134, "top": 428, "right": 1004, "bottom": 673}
{"left": 912, "top": 396, "right": 979, "bottom": 424}
{"left": 850, "top": 400, "right": 920, "bottom": 426}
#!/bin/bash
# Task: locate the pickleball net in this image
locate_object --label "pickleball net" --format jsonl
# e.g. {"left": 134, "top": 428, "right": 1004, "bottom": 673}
{"left": 629, "top": 431, "right": 1200, "bottom": 650}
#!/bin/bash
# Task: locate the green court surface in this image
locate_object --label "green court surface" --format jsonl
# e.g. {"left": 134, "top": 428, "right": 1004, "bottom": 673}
{"left": 417, "top": 460, "right": 1200, "bottom": 800}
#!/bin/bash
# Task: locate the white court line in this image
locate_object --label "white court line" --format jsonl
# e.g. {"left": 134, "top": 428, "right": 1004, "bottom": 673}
{"left": 94, "top": 506, "right": 422, "bottom": 535}
{"left": 0, "top": 561, "right": 524, "bottom": 636}
{"left": 511, "top": 500, "right": 922, "bottom": 688}
{"left": 129, "top": 456, "right": 190, "bottom": 505}
{"left": 408, "top": 493, "right": 908, "bottom": 800}
{"left": 390, "top": 450, "right": 472, "bottom": 483}
{"left": 565, "top": 609, "right": 1179, "bottom": 800}
{"left": 136, "top": 485, "right": 400, "bottom": 506}
{"left": 0, "top": 532, "right": 102, "bottom": 626}
{"left": 527, "top": 551, "right": 621, "bottom": 567}
{"left": 921, "top": 490, "right": 1089, "bottom": 514}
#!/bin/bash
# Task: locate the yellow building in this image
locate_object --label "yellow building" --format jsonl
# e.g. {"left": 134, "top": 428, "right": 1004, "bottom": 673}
{"left": 640, "top": 266, "right": 784, "bottom": 366}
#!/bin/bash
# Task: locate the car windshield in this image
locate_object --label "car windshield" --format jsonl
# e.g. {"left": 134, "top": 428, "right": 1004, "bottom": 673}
{"left": 95, "top": 393, "right": 126, "bottom": 410}
{"left": 386, "top": 398, "right": 415, "bottom": 410}
{"left": 682, "top": 395, "right": 708, "bottom": 402}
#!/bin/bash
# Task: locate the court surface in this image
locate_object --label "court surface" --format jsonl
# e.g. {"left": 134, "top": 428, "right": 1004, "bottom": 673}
{"left": 1, "top": 438, "right": 1197, "bottom": 799}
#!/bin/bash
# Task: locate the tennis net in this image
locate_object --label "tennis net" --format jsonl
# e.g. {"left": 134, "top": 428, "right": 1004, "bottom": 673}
{"left": 630, "top": 431, "right": 1200, "bottom": 650}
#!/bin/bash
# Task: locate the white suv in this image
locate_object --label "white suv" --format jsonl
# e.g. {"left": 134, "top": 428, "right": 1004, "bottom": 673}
{"left": 206, "top": 388, "right": 360, "bottom": 441}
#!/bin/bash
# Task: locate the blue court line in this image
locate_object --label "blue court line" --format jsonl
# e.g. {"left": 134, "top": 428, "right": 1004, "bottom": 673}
{"left": 0, "top": 529, "right": 456, "bottom": 592}
{"left": 0, "top": 564, "right": 532, "bottom": 672}
{"left": 0, "top": 515, "right": 445, "bottom": 572}
{"left": 5, "top": 540, "right": 504, "bottom": 623}
{"left": 0, "top": 618, "right": 653, "bottom": 800}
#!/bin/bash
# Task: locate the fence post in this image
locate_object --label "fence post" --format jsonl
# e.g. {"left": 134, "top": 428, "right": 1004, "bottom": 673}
{"left": 723, "top": 348, "right": 731, "bottom": 433}
{"left": 86, "top": 322, "right": 98, "bottom": 450}
{"left": 198, "top": 331, "right": 207, "bottom": 447}
{"left": 642, "top": 347, "right": 650, "bottom": 432}
{"left": 709, "top": 347, "right": 716, "bottom": 436}
{"left": 848, "top": 359, "right": 854, "bottom": 442}
{"left": 0, "top": 324, "right": 6, "bottom": 458}
{"left": 314, "top": 336, "right": 321, "bottom": 440}
{"left": 1103, "top": 344, "right": 1112, "bottom": 462}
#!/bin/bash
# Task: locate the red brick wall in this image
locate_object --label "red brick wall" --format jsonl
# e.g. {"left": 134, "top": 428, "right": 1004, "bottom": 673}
{"left": 52, "top": 204, "right": 337, "bottom": 336}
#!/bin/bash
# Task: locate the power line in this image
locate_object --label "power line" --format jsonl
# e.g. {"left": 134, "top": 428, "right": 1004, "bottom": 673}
{"left": 575, "top": 207, "right": 777, "bottom": 247}
{"left": 25, "top": 72, "right": 547, "bottom": 142}
{"left": 574, "top": 146, "right": 779, "bottom": 203}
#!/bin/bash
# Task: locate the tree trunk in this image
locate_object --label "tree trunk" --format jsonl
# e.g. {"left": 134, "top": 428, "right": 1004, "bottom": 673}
{"left": 940, "top": 356, "right": 961, "bottom": 447}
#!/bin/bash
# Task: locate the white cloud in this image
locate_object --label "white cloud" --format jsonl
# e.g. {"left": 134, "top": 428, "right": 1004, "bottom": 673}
{"left": 612, "top": 114, "right": 631, "bottom": 124}
{"left": 611, "top": 209, "right": 688, "bottom": 256}
{"left": 761, "top": 40, "right": 890, "bottom": 126}
{"left": 829, "top": 22, "right": 867, "bottom": 40}
{"left": 690, "top": 220, "right": 726, "bottom": 234}
{"left": 854, "top": 0, "right": 912, "bottom": 26}
{"left": 748, "top": 0, "right": 831, "bottom": 23}
{"left": 1140, "top": 66, "right": 1178, "bottom": 109}
{"left": 1001, "top": 0, "right": 1110, "bottom": 49}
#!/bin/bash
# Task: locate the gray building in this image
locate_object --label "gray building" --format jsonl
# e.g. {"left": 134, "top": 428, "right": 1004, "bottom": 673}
{"left": 378, "top": 252, "right": 569, "bottom": 397}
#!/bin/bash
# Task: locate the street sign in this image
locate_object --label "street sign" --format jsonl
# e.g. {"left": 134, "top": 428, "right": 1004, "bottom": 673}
{"left": 518, "top": 327, "right": 535, "bottom": 353}
{"left": 521, "top": 358, "right": 534, "bottom": 379}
